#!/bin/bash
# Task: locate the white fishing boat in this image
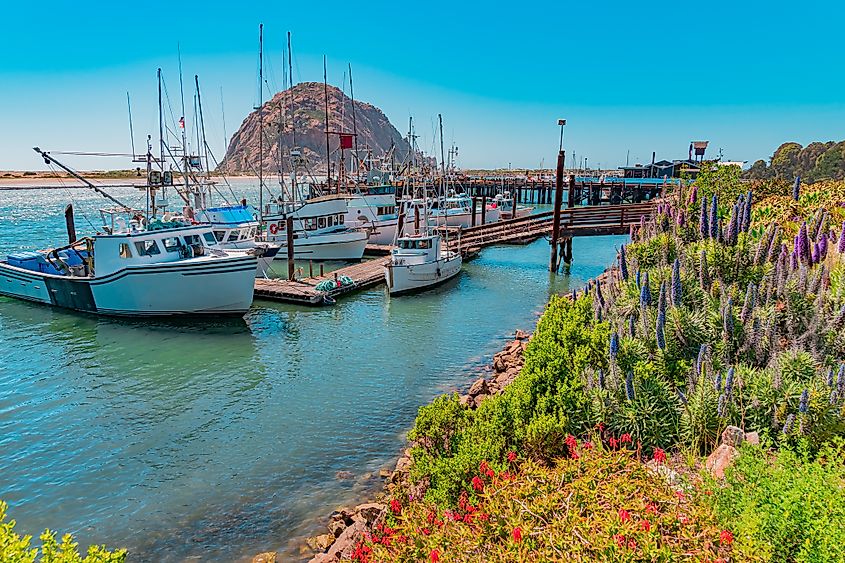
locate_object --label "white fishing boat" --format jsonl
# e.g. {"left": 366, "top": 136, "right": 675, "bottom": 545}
{"left": 384, "top": 232, "right": 462, "bottom": 295}
{"left": 492, "top": 191, "right": 533, "bottom": 220}
{"left": 262, "top": 194, "right": 369, "bottom": 261}
{"left": 0, "top": 211, "right": 257, "bottom": 317}
{"left": 430, "top": 192, "right": 499, "bottom": 228}
{"left": 345, "top": 184, "right": 399, "bottom": 245}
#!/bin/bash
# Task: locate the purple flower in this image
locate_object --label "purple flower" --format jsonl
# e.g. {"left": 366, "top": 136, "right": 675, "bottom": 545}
{"left": 709, "top": 194, "right": 719, "bottom": 240}
{"left": 826, "top": 367, "right": 834, "bottom": 387}
{"left": 742, "top": 191, "right": 753, "bottom": 232}
{"left": 656, "top": 316, "right": 666, "bottom": 350}
{"left": 783, "top": 413, "right": 795, "bottom": 435}
{"left": 799, "top": 389, "right": 809, "bottom": 414}
{"left": 819, "top": 234, "right": 828, "bottom": 260}
{"left": 628, "top": 315, "right": 636, "bottom": 338}
{"left": 636, "top": 269, "right": 641, "bottom": 289}
{"left": 598, "top": 369, "right": 605, "bottom": 389}
{"left": 798, "top": 222, "right": 810, "bottom": 263}
{"left": 672, "top": 258, "right": 682, "bottom": 307}
{"left": 625, "top": 371, "right": 635, "bottom": 400}
{"left": 714, "top": 370, "right": 722, "bottom": 392}
{"left": 717, "top": 393, "right": 726, "bottom": 417}
{"left": 657, "top": 281, "right": 667, "bottom": 325}
{"left": 640, "top": 273, "right": 651, "bottom": 307}
{"left": 766, "top": 226, "right": 781, "bottom": 263}
{"left": 689, "top": 185, "right": 698, "bottom": 205}
{"left": 610, "top": 332, "right": 619, "bottom": 360}
{"left": 725, "top": 367, "right": 735, "bottom": 396}
{"left": 811, "top": 242, "right": 819, "bottom": 264}
{"left": 740, "top": 283, "right": 755, "bottom": 324}
{"left": 619, "top": 245, "right": 629, "bottom": 281}
{"left": 699, "top": 197, "right": 709, "bottom": 240}
{"left": 726, "top": 204, "right": 739, "bottom": 245}
{"left": 723, "top": 297, "right": 734, "bottom": 339}
{"left": 595, "top": 279, "right": 605, "bottom": 307}
{"left": 838, "top": 222, "right": 845, "bottom": 254}
{"left": 696, "top": 343, "right": 708, "bottom": 375}
{"left": 790, "top": 251, "right": 798, "bottom": 271}
{"left": 792, "top": 176, "right": 801, "bottom": 201}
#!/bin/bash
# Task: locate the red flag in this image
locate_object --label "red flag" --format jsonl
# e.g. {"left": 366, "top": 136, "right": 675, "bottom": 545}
{"left": 339, "top": 134, "right": 353, "bottom": 149}
{"left": 179, "top": 116, "right": 185, "bottom": 129}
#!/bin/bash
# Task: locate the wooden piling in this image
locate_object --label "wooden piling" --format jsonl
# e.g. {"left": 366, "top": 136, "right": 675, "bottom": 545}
{"left": 286, "top": 217, "right": 295, "bottom": 280}
{"left": 481, "top": 195, "right": 487, "bottom": 225}
{"left": 550, "top": 150, "right": 565, "bottom": 272}
{"left": 64, "top": 204, "right": 76, "bottom": 244}
{"left": 471, "top": 197, "right": 478, "bottom": 227}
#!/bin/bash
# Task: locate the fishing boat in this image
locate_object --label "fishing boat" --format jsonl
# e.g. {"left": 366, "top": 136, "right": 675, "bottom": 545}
{"left": 491, "top": 191, "right": 533, "bottom": 220}
{"left": 345, "top": 183, "right": 399, "bottom": 245}
{"left": 193, "top": 204, "right": 280, "bottom": 277}
{"left": 384, "top": 231, "right": 462, "bottom": 295}
{"left": 430, "top": 191, "right": 499, "bottom": 228}
{"left": 0, "top": 205, "right": 258, "bottom": 317}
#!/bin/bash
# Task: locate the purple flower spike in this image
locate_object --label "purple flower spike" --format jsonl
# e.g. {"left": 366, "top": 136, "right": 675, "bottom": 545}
{"left": 839, "top": 222, "right": 845, "bottom": 254}
{"left": 699, "top": 197, "right": 709, "bottom": 240}
{"left": 793, "top": 176, "right": 801, "bottom": 201}
{"left": 619, "top": 245, "right": 629, "bottom": 281}
{"left": 672, "top": 258, "right": 682, "bottom": 307}
{"left": 798, "top": 222, "right": 810, "bottom": 262}
{"left": 709, "top": 194, "right": 719, "bottom": 240}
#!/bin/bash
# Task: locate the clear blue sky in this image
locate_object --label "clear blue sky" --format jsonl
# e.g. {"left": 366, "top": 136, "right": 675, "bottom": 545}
{"left": 1, "top": 0, "right": 842, "bottom": 171}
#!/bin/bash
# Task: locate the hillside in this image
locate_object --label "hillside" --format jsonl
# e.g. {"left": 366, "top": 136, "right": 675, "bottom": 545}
{"left": 745, "top": 140, "right": 845, "bottom": 182}
{"left": 219, "top": 82, "right": 411, "bottom": 174}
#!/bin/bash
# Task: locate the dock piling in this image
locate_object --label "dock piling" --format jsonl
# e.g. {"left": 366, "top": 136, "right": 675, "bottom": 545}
{"left": 550, "top": 150, "right": 565, "bottom": 272}
{"left": 286, "top": 217, "right": 295, "bottom": 281}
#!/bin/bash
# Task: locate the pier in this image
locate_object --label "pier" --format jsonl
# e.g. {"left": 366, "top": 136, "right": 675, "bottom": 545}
{"left": 458, "top": 177, "right": 667, "bottom": 206}
{"left": 254, "top": 256, "right": 387, "bottom": 305}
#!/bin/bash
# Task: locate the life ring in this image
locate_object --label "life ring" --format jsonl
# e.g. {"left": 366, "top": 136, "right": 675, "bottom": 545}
{"left": 269, "top": 223, "right": 279, "bottom": 235}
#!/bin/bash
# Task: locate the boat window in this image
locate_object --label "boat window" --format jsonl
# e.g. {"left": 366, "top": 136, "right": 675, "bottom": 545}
{"left": 214, "top": 230, "right": 226, "bottom": 242}
{"left": 419, "top": 239, "right": 430, "bottom": 249}
{"left": 203, "top": 232, "right": 217, "bottom": 245}
{"left": 317, "top": 217, "right": 326, "bottom": 229}
{"left": 119, "top": 243, "right": 133, "bottom": 259}
{"left": 184, "top": 234, "right": 202, "bottom": 246}
{"left": 134, "top": 239, "right": 161, "bottom": 256}
{"left": 249, "top": 227, "right": 256, "bottom": 238}
{"left": 163, "top": 237, "right": 183, "bottom": 253}
{"left": 304, "top": 218, "right": 317, "bottom": 230}
{"left": 338, "top": 214, "right": 345, "bottom": 225}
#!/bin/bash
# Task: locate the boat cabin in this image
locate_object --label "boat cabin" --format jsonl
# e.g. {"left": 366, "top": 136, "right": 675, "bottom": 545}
{"left": 392, "top": 235, "right": 442, "bottom": 262}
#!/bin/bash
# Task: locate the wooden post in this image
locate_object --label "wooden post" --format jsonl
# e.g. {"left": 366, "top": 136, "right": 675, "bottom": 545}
{"left": 471, "top": 197, "right": 478, "bottom": 227}
{"left": 309, "top": 260, "right": 313, "bottom": 278}
{"left": 414, "top": 205, "right": 420, "bottom": 234}
{"left": 64, "top": 204, "right": 76, "bottom": 244}
{"left": 511, "top": 191, "right": 518, "bottom": 220}
{"left": 567, "top": 174, "right": 576, "bottom": 208}
{"left": 481, "top": 195, "right": 487, "bottom": 225}
{"left": 286, "top": 217, "right": 295, "bottom": 281}
{"left": 320, "top": 263, "right": 324, "bottom": 276}
{"left": 550, "top": 150, "right": 565, "bottom": 272}
{"left": 563, "top": 237, "right": 573, "bottom": 264}
{"left": 396, "top": 211, "right": 405, "bottom": 240}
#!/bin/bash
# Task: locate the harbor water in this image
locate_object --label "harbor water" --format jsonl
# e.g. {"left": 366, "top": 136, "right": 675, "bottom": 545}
{"left": 0, "top": 181, "right": 625, "bottom": 561}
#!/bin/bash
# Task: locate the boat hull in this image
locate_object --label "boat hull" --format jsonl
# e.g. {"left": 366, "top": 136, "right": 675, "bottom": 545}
{"left": 0, "top": 254, "right": 258, "bottom": 316}
{"left": 364, "top": 219, "right": 398, "bottom": 246}
{"left": 273, "top": 230, "right": 369, "bottom": 261}
{"left": 384, "top": 253, "right": 462, "bottom": 295}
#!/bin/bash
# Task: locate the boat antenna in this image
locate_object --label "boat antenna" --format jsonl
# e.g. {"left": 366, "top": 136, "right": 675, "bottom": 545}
{"left": 349, "top": 63, "right": 359, "bottom": 184}
{"left": 323, "top": 55, "right": 331, "bottom": 193}
{"left": 177, "top": 43, "right": 189, "bottom": 196}
{"left": 126, "top": 92, "right": 136, "bottom": 158}
{"left": 258, "top": 23, "right": 264, "bottom": 222}
{"left": 34, "top": 147, "right": 129, "bottom": 209}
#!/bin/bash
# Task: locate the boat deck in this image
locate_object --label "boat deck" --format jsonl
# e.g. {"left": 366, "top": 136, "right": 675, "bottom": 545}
{"left": 254, "top": 257, "right": 388, "bottom": 305}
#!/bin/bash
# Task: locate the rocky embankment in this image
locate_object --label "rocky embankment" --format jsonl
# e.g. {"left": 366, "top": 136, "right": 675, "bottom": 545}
{"left": 250, "top": 330, "right": 530, "bottom": 563}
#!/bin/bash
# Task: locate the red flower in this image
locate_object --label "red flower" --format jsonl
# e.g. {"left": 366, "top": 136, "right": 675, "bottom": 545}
{"left": 645, "top": 502, "right": 659, "bottom": 515}
{"left": 477, "top": 512, "right": 490, "bottom": 522}
{"left": 613, "top": 533, "right": 625, "bottom": 548}
{"left": 596, "top": 422, "right": 606, "bottom": 432}
{"left": 463, "top": 512, "right": 474, "bottom": 524}
{"left": 512, "top": 527, "right": 523, "bottom": 543}
{"left": 653, "top": 448, "right": 666, "bottom": 463}
{"left": 471, "top": 476, "right": 484, "bottom": 492}
{"left": 620, "top": 433, "right": 632, "bottom": 444}
{"left": 458, "top": 491, "right": 469, "bottom": 510}
{"left": 565, "top": 434, "right": 578, "bottom": 450}
{"left": 429, "top": 549, "right": 440, "bottom": 562}
{"left": 507, "top": 451, "right": 517, "bottom": 463}
{"left": 421, "top": 527, "right": 431, "bottom": 536}
{"left": 389, "top": 499, "right": 402, "bottom": 515}
{"left": 618, "top": 509, "right": 631, "bottom": 522}
{"left": 479, "top": 460, "right": 490, "bottom": 474}
{"left": 500, "top": 471, "right": 512, "bottom": 481}
{"left": 426, "top": 511, "right": 436, "bottom": 524}
{"left": 627, "top": 538, "right": 638, "bottom": 550}
{"left": 675, "top": 490, "right": 685, "bottom": 500}
{"left": 720, "top": 529, "right": 734, "bottom": 545}
{"left": 639, "top": 520, "right": 651, "bottom": 532}
{"left": 608, "top": 437, "right": 619, "bottom": 449}
{"left": 570, "top": 450, "right": 580, "bottom": 460}
{"left": 583, "top": 440, "right": 594, "bottom": 450}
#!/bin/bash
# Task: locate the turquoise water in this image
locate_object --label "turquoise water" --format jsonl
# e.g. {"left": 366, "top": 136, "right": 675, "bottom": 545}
{"left": 0, "top": 181, "right": 625, "bottom": 561}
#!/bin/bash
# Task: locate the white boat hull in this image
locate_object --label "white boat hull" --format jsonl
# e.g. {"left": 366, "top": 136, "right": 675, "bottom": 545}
{"left": 0, "top": 254, "right": 258, "bottom": 316}
{"left": 363, "top": 219, "right": 398, "bottom": 246}
{"left": 273, "top": 230, "right": 369, "bottom": 261}
{"left": 384, "top": 253, "right": 462, "bottom": 295}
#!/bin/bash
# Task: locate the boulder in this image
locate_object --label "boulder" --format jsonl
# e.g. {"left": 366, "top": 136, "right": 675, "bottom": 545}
{"left": 459, "top": 394, "right": 473, "bottom": 407}
{"left": 745, "top": 431, "right": 760, "bottom": 446}
{"left": 329, "top": 507, "right": 355, "bottom": 525}
{"left": 328, "top": 519, "right": 347, "bottom": 538}
{"left": 335, "top": 471, "right": 354, "bottom": 480}
{"left": 468, "top": 378, "right": 489, "bottom": 397}
{"left": 493, "top": 356, "right": 506, "bottom": 373}
{"left": 495, "top": 367, "right": 519, "bottom": 388}
{"left": 473, "top": 393, "right": 488, "bottom": 408}
{"left": 378, "top": 468, "right": 391, "bottom": 479}
{"left": 252, "top": 553, "right": 277, "bottom": 563}
{"left": 721, "top": 426, "right": 745, "bottom": 448}
{"left": 352, "top": 502, "right": 384, "bottom": 524}
{"left": 705, "top": 443, "right": 739, "bottom": 479}
{"left": 306, "top": 533, "right": 335, "bottom": 552}
{"left": 321, "top": 520, "right": 366, "bottom": 561}
{"left": 514, "top": 329, "right": 530, "bottom": 340}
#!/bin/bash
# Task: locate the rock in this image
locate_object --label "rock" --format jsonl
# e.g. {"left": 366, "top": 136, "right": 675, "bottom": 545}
{"left": 493, "top": 356, "right": 506, "bottom": 373}
{"left": 328, "top": 518, "right": 347, "bottom": 538}
{"left": 745, "top": 431, "right": 760, "bottom": 446}
{"left": 396, "top": 455, "right": 411, "bottom": 474}
{"left": 306, "top": 533, "right": 335, "bottom": 552}
{"left": 252, "top": 553, "right": 276, "bottom": 563}
{"left": 320, "top": 520, "right": 366, "bottom": 561}
{"left": 505, "top": 340, "right": 521, "bottom": 354}
{"left": 468, "top": 378, "right": 489, "bottom": 397}
{"left": 515, "top": 329, "right": 530, "bottom": 340}
{"left": 645, "top": 459, "right": 684, "bottom": 489}
{"left": 473, "top": 393, "right": 488, "bottom": 408}
{"left": 335, "top": 470, "right": 354, "bottom": 480}
{"left": 495, "top": 367, "right": 519, "bottom": 388}
{"left": 378, "top": 468, "right": 391, "bottom": 479}
{"left": 721, "top": 425, "right": 745, "bottom": 448}
{"left": 459, "top": 394, "right": 473, "bottom": 407}
{"left": 705, "top": 443, "right": 739, "bottom": 479}
{"left": 352, "top": 502, "right": 384, "bottom": 524}
{"left": 329, "top": 507, "right": 355, "bottom": 524}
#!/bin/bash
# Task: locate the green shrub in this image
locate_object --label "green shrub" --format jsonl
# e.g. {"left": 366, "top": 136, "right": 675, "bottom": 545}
{"left": 0, "top": 501, "right": 126, "bottom": 562}
{"left": 705, "top": 441, "right": 845, "bottom": 563}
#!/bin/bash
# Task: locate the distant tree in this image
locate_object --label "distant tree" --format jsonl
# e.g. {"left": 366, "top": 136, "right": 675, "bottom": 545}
{"left": 746, "top": 159, "right": 771, "bottom": 179}
{"left": 811, "top": 141, "right": 845, "bottom": 181}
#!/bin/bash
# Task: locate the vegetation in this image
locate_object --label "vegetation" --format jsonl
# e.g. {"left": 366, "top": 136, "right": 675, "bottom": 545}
{"left": 0, "top": 501, "right": 126, "bottom": 562}
{"left": 745, "top": 141, "right": 845, "bottom": 183}
{"left": 347, "top": 176, "right": 845, "bottom": 561}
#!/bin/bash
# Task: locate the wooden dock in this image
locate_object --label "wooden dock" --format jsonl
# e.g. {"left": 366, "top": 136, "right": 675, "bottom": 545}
{"left": 254, "top": 257, "right": 387, "bottom": 305}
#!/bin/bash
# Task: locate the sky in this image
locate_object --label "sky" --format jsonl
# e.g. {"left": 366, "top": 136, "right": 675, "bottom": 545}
{"left": 1, "top": 0, "right": 843, "bottom": 171}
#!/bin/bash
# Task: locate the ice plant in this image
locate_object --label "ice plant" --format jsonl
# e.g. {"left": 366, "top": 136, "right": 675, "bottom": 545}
{"left": 429, "top": 549, "right": 440, "bottom": 562}
{"left": 618, "top": 509, "right": 631, "bottom": 522}
{"left": 390, "top": 499, "right": 402, "bottom": 515}
{"left": 507, "top": 451, "right": 517, "bottom": 463}
{"left": 671, "top": 257, "right": 682, "bottom": 306}
{"left": 471, "top": 476, "right": 484, "bottom": 492}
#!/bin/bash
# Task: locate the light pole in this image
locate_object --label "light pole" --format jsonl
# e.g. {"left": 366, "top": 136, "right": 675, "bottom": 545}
{"left": 557, "top": 119, "right": 566, "bottom": 152}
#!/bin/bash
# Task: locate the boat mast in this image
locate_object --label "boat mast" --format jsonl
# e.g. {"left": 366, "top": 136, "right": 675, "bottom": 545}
{"left": 349, "top": 63, "right": 359, "bottom": 184}
{"left": 439, "top": 114, "right": 449, "bottom": 248}
{"left": 258, "top": 24, "right": 264, "bottom": 223}
{"left": 177, "top": 44, "right": 190, "bottom": 200}
{"left": 157, "top": 68, "right": 165, "bottom": 216}
{"left": 288, "top": 31, "right": 296, "bottom": 204}
{"left": 323, "top": 55, "right": 331, "bottom": 194}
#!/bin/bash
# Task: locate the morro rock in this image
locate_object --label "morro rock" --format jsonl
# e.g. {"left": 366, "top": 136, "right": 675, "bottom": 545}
{"left": 220, "top": 82, "right": 411, "bottom": 174}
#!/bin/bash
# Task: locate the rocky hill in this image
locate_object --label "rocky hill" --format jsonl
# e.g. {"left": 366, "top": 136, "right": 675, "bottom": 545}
{"left": 220, "top": 82, "right": 411, "bottom": 175}
{"left": 745, "top": 140, "right": 845, "bottom": 182}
